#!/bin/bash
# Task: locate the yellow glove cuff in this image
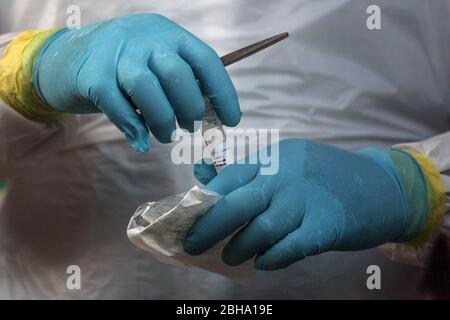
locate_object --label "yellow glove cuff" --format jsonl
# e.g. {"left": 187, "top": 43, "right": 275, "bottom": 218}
{"left": 0, "top": 29, "right": 62, "bottom": 123}
{"left": 402, "top": 148, "right": 446, "bottom": 246}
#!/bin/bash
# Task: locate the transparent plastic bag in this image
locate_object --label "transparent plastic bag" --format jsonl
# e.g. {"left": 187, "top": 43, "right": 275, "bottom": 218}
{"left": 127, "top": 186, "right": 255, "bottom": 285}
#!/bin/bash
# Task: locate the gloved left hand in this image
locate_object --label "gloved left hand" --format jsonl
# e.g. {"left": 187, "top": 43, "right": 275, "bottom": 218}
{"left": 184, "top": 138, "right": 432, "bottom": 270}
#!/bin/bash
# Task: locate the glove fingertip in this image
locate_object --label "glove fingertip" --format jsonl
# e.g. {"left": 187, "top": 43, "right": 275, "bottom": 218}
{"left": 183, "top": 234, "right": 205, "bottom": 256}
{"left": 221, "top": 248, "right": 243, "bottom": 267}
{"left": 222, "top": 111, "right": 241, "bottom": 128}
{"left": 131, "top": 139, "right": 150, "bottom": 153}
{"left": 194, "top": 162, "right": 217, "bottom": 185}
{"left": 125, "top": 130, "right": 150, "bottom": 153}
{"left": 215, "top": 98, "right": 241, "bottom": 128}
{"left": 152, "top": 128, "right": 175, "bottom": 144}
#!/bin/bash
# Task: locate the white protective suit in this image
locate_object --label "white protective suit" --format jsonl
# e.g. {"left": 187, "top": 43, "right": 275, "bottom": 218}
{"left": 0, "top": 0, "right": 449, "bottom": 299}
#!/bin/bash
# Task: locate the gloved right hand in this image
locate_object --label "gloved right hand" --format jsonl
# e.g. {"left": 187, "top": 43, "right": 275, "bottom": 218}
{"left": 32, "top": 14, "right": 241, "bottom": 152}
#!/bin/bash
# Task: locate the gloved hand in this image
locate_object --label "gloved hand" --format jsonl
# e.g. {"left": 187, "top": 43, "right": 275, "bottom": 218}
{"left": 184, "top": 139, "right": 432, "bottom": 270}
{"left": 33, "top": 14, "right": 240, "bottom": 152}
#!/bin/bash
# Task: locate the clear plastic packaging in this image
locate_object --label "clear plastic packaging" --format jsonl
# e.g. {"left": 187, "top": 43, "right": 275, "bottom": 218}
{"left": 127, "top": 186, "right": 255, "bottom": 285}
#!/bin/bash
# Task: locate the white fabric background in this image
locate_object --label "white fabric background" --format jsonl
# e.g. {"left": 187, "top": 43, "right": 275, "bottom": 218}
{"left": 0, "top": 0, "right": 448, "bottom": 299}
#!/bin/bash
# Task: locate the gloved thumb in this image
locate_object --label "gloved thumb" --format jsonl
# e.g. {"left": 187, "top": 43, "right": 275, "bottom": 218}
{"left": 193, "top": 160, "right": 217, "bottom": 185}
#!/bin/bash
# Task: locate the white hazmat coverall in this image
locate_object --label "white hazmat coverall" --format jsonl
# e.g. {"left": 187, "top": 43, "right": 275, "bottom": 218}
{"left": 0, "top": 0, "right": 449, "bottom": 299}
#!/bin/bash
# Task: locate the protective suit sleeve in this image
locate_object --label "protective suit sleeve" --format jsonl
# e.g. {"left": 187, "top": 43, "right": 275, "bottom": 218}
{"left": 0, "top": 29, "right": 63, "bottom": 123}
{"left": 0, "top": 33, "right": 18, "bottom": 56}
{"left": 380, "top": 132, "right": 450, "bottom": 266}
{"left": 0, "top": 31, "right": 91, "bottom": 181}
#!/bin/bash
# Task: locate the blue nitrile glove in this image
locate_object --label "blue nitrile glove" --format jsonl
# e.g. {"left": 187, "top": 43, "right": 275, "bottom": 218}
{"left": 33, "top": 14, "right": 240, "bottom": 152}
{"left": 184, "top": 139, "right": 431, "bottom": 270}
